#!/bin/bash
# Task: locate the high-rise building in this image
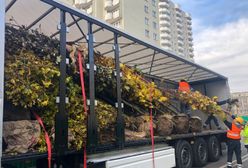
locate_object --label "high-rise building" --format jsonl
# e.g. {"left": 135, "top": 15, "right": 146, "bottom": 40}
{"left": 159, "top": 0, "right": 194, "bottom": 60}
{"left": 231, "top": 92, "right": 248, "bottom": 115}
{"left": 60, "top": 0, "right": 194, "bottom": 60}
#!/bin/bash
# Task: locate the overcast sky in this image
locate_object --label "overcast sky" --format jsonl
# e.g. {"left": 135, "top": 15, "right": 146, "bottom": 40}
{"left": 173, "top": 0, "right": 248, "bottom": 93}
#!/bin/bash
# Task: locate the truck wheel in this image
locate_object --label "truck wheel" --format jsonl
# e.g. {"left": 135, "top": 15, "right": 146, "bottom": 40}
{"left": 207, "top": 136, "right": 220, "bottom": 162}
{"left": 175, "top": 140, "right": 193, "bottom": 168}
{"left": 192, "top": 138, "right": 208, "bottom": 167}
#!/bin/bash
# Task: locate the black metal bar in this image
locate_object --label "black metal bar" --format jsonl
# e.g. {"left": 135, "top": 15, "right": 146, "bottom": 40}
{"left": 114, "top": 33, "right": 125, "bottom": 148}
{"left": 5, "top": 0, "right": 17, "bottom": 12}
{"left": 172, "top": 74, "right": 216, "bottom": 82}
{"left": 161, "top": 70, "right": 208, "bottom": 79}
{"left": 73, "top": 27, "right": 104, "bottom": 43}
{"left": 149, "top": 51, "right": 156, "bottom": 74}
{"left": 157, "top": 66, "right": 195, "bottom": 77}
{"left": 42, "top": 0, "right": 227, "bottom": 81}
{"left": 120, "top": 47, "right": 148, "bottom": 58}
{"left": 25, "top": 7, "right": 56, "bottom": 30}
{"left": 94, "top": 37, "right": 114, "bottom": 48}
{"left": 123, "top": 52, "right": 156, "bottom": 64}
{"left": 101, "top": 42, "right": 135, "bottom": 56}
{"left": 50, "top": 17, "right": 82, "bottom": 38}
{"left": 133, "top": 56, "right": 172, "bottom": 68}
{"left": 141, "top": 59, "right": 179, "bottom": 72}
{"left": 70, "top": 14, "right": 87, "bottom": 41}
{"left": 55, "top": 10, "right": 68, "bottom": 156}
{"left": 87, "top": 21, "right": 98, "bottom": 149}
{"left": 187, "top": 68, "right": 198, "bottom": 81}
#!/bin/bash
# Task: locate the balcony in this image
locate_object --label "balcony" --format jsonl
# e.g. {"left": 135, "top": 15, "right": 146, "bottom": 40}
{"left": 178, "top": 46, "right": 184, "bottom": 53}
{"left": 162, "top": 45, "right": 172, "bottom": 51}
{"left": 161, "top": 41, "right": 172, "bottom": 47}
{"left": 188, "top": 36, "right": 193, "bottom": 41}
{"left": 160, "top": 15, "right": 170, "bottom": 21}
{"left": 160, "top": 21, "right": 170, "bottom": 27}
{"left": 176, "top": 22, "right": 183, "bottom": 28}
{"left": 188, "top": 41, "right": 193, "bottom": 47}
{"left": 177, "top": 34, "right": 183, "bottom": 40}
{"left": 176, "top": 10, "right": 181, "bottom": 17}
{"left": 160, "top": 33, "right": 171, "bottom": 40}
{"left": 159, "top": 2, "right": 169, "bottom": 8}
{"left": 177, "top": 29, "right": 183, "bottom": 34}
{"left": 187, "top": 19, "right": 192, "bottom": 25}
{"left": 174, "top": 3, "right": 181, "bottom": 11}
{"left": 105, "top": 0, "right": 120, "bottom": 11}
{"left": 105, "top": 12, "right": 113, "bottom": 20}
{"left": 74, "top": 0, "right": 92, "bottom": 9}
{"left": 185, "top": 12, "right": 192, "bottom": 20}
{"left": 178, "top": 40, "right": 184, "bottom": 46}
{"left": 176, "top": 17, "right": 183, "bottom": 23}
{"left": 160, "top": 27, "right": 171, "bottom": 33}
{"left": 189, "top": 47, "right": 194, "bottom": 52}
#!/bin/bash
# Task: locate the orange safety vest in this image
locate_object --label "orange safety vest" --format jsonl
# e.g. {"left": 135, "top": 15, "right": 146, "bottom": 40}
{"left": 178, "top": 81, "right": 190, "bottom": 92}
{"left": 227, "top": 121, "right": 242, "bottom": 140}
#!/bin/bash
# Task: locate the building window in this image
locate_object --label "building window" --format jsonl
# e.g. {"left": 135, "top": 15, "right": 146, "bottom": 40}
{"left": 144, "top": 5, "right": 149, "bottom": 13}
{"left": 153, "top": 22, "right": 157, "bottom": 29}
{"left": 152, "top": 10, "right": 156, "bottom": 18}
{"left": 152, "top": 0, "right": 156, "bottom": 6}
{"left": 113, "top": 10, "right": 120, "bottom": 18}
{"left": 145, "top": 17, "right": 149, "bottom": 25}
{"left": 113, "top": 21, "right": 121, "bottom": 28}
{"left": 153, "top": 33, "right": 157, "bottom": 40}
{"left": 145, "top": 29, "right": 149, "bottom": 37}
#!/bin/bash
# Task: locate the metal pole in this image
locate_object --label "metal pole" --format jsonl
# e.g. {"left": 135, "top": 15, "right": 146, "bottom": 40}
{"left": 55, "top": 10, "right": 68, "bottom": 157}
{"left": 149, "top": 51, "right": 156, "bottom": 75}
{"left": 87, "top": 22, "right": 97, "bottom": 149}
{"left": 0, "top": 0, "right": 5, "bottom": 166}
{"left": 114, "top": 33, "right": 124, "bottom": 148}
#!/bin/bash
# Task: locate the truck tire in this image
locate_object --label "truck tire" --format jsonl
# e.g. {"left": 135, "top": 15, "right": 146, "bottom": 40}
{"left": 175, "top": 140, "right": 193, "bottom": 168}
{"left": 192, "top": 138, "right": 208, "bottom": 167}
{"left": 207, "top": 136, "right": 220, "bottom": 162}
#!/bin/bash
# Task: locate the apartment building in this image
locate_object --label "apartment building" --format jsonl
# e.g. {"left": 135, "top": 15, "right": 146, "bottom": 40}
{"left": 231, "top": 92, "right": 248, "bottom": 115}
{"left": 159, "top": 0, "right": 194, "bottom": 60}
{"left": 61, "top": 0, "right": 193, "bottom": 60}
{"left": 61, "top": 0, "right": 160, "bottom": 46}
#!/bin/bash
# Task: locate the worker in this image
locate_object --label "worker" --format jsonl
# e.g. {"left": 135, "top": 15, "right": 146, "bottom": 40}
{"left": 178, "top": 79, "right": 191, "bottom": 117}
{"left": 203, "top": 113, "right": 221, "bottom": 129}
{"left": 178, "top": 79, "right": 191, "bottom": 92}
{"left": 242, "top": 121, "right": 248, "bottom": 153}
{"left": 224, "top": 116, "right": 244, "bottom": 168}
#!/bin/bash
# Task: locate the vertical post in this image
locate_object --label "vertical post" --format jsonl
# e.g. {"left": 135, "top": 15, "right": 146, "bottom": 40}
{"left": 114, "top": 33, "right": 124, "bottom": 148}
{"left": 87, "top": 22, "right": 97, "bottom": 148}
{"left": 149, "top": 51, "right": 156, "bottom": 75}
{"left": 0, "top": 0, "right": 5, "bottom": 166}
{"left": 55, "top": 10, "right": 68, "bottom": 156}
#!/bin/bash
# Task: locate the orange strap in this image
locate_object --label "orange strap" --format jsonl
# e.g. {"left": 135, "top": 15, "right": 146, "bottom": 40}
{"left": 149, "top": 88, "right": 155, "bottom": 168}
{"left": 33, "top": 112, "right": 52, "bottom": 168}
{"left": 78, "top": 51, "right": 88, "bottom": 168}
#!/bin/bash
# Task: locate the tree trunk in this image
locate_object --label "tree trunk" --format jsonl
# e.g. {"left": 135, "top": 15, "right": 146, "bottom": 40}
{"left": 172, "top": 114, "right": 189, "bottom": 134}
{"left": 156, "top": 115, "right": 174, "bottom": 136}
{"left": 189, "top": 116, "right": 202, "bottom": 132}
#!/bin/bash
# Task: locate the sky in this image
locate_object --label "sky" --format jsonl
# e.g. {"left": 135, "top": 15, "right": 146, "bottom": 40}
{"left": 173, "top": 0, "right": 248, "bottom": 93}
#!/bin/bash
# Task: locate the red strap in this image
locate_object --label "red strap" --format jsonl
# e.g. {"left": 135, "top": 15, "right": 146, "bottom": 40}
{"left": 33, "top": 112, "right": 52, "bottom": 168}
{"left": 149, "top": 88, "right": 155, "bottom": 168}
{"left": 78, "top": 51, "right": 88, "bottom": 168}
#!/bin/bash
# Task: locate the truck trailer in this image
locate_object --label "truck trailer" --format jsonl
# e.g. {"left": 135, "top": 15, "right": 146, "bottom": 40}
{"left": 1, "top": 0, "right": 230, "bottom": 168}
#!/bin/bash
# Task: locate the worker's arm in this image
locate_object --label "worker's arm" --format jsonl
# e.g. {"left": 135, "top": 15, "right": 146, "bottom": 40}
{"left": 217, "top": 99, "right": 230, "bottom": 105}
{"left": 224, "top": 120, "right": 232, "bottom": 129}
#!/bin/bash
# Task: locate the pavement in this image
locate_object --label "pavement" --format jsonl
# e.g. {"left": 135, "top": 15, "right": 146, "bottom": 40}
{"left": 203, "top": 142, "right": 248, "bottom": 168}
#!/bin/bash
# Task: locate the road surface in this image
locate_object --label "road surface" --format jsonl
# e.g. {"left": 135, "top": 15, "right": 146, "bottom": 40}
{"left": 203, "top": 142, "right": 248, "bottom": 168}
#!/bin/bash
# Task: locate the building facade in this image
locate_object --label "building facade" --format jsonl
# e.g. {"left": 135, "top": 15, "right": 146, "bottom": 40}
{"left": 231, "top": 92, "right": 248, "bottom": 115}
{"left": 61, "top": 0, "right": 193, "bottom": 60}
{"left": 158, "top": 0, "right": 194, "bottom": 60}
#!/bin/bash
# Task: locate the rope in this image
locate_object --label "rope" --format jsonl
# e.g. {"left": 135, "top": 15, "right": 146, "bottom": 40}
{"left": 149, "top": 87, "right": 155, "bottom": 168}
{"left": 32, "top": 112, "right": 52, "bottom": 168}
{"left": 78, "top": 51, "right": 88, "bottom": 168}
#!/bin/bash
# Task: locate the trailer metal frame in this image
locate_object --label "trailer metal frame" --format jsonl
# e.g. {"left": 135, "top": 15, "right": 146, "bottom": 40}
{"left": 1, "top": 0, "right": 228, "bottom": 166}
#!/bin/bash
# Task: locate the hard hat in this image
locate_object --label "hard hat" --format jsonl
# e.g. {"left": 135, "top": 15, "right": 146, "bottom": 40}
{"left": 235, "top": 117, "right": 244, "bottom": 125}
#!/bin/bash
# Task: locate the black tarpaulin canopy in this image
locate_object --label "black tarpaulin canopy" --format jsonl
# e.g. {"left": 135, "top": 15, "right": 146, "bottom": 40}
{"left": 5, "top": 0, "right": 227, "bottom": 83}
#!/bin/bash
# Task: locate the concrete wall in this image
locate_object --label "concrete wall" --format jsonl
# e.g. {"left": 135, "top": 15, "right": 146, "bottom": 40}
{"left": 122, "top": 0, "right": 160, "bottom": 46}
